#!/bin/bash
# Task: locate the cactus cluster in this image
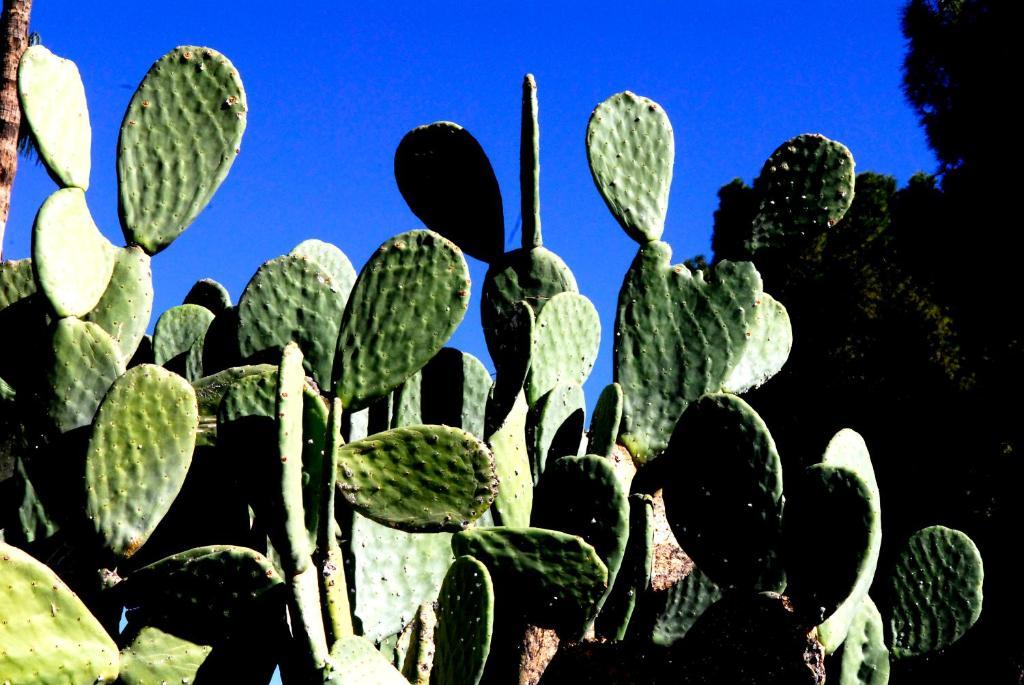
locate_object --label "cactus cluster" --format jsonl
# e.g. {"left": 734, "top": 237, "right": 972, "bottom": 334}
{"left": 0, "top": 42, "right": 984, "bottom": 685}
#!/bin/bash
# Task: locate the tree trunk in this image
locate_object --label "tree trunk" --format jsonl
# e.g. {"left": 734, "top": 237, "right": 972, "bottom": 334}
{"left": 0, "top": 0, "right": 32, "bottom": 258}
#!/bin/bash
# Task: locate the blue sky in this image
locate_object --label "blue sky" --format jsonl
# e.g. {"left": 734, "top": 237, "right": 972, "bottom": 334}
{"left": 7, "top": 1, "right": 934, "bottom": 413}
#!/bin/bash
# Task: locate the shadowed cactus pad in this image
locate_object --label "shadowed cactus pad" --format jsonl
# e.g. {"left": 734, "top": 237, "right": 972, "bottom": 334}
{"left": 0, "top": 541, "right": 120, "bottom": 683}
{"left": 33, "top": 187, "right": 116, "bottom": 317}
{"left": 337, "top": 425, "right": 497, "bottom": 532}
{"left": 587, "top": 91, "right": 673, "bottom": 244}
{"left": 432, "top": 555, "right": 494, "bottom": 685}
{"left": 883, "top": 525, "right": 983, "bottom": 659}
{"left": 452, "top": 527, "right": 608, "bottom": 637}
{"left": 325, "top": 636, "right": 409, "bottom": 685}
{"left": 662, "top": 393, "right": 784, "bottom": 590}
{"left": 184, "top": 277, "right": 232, "bottom": 314}
{"left": 748, "top": 133, "right": 855, "bottom": 253}
{"left": 395, "top": 122, "right": 504, "bottom": 262}
{"left": 334, "top": 230, "right": 470, "bottom": 410}
{"left": 85, "top": 364, "right": 198, "bottom": 558}
{"left": 118, "top": 46, "right": 247, "bottom": 254}
{"left": 18, "top": 44, "right": 91, "bottom": 189}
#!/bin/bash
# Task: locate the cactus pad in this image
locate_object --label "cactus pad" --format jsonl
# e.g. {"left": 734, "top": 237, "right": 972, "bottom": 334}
{"left": 432, "top": 555, "right": 494, "bottom": 685}
{"left": 662, "top": 393, "right": 784, "bottom": 590}
{"left": 520, "top": 74, "right": 542, "bottom": 249}
{"left": 394, "top": 122, "right": 504, "bottom": 262}
{"left": 122, "top": 545, "right": 283, "bottom": 642}
{"left": 838, "top": 597, "right": 890, "bottom": 685}
{"left": 153, "top": 303, "right": 215, "bottom": 367}
{"left": 532, "top": 454, "right": 629, "bottom": 619}
{"left": 748, "top": 133, "right": 855, "bottom": 253}
{"left": 337, "top": 424, "right": 497, "bottom": 532}
{"left": 587, "top": 91, "right": 673, "bottom": 244}
{"left": 721, "top": 292, "right": 792, "bottom": 394}
{"left": 334, "top": 230, "right": 470, "bottom": 409}
{"left": 118, "top": 46, "right": 247, "bottom": 254}
{"left": 596, "top": 493, "right": 654, "bottom": 640}
{"left": 615, "top": 241, "right": 761, "bottom": 462}
{"left": 817, "top": 429, "right": 882, "bottom": 653}
{"left": 42, "top": 317, "right": 125, "bottom": 433}
{"left": 290, "top": 238, "right": 358, "bottom": 299}
{"left": 648, "top": 566, "right": 723, "bottom": 647}
{"left": 526, "top": 382, "right": 585, "bottom": 483}
{"left": 325, "top": 636, "right": 409, "bottom": 685}
{"left": 351, "top": 515, "right": 454, "bottom": 643}
{"left": 418, "top": 348, "right": 492, "bottom": 439}
{"left": 488, "top": 391, "right": 533, "bottom": 527}
{"left": 33, "top": 187, "right": 116, "bottom": 317}
{"left": 85, "top": 364, "right": 198, "bottom": 558}
{"left": 118, "top": 626, "right": 213, "bottom": 685}
{"left": 17, "top": 45, "right": 91, "bottom": 189}
{"left": 184, "top": 277, "right": 231, "bottom": 314}
{"left": 0, "top": 541, "right": 119, "bottom": 683}
{"left": 783, "top": 464, "right": 878, "bottom": 626}
{"left": 237, "top": 254, "right": 346, "bottom": 389}
{"left": 883, "top": 525, "right": 983, "bottom": 659}
{"left": 451, "top": 527, "right": 608, "bottom": 636}
{"left": 526, "top": 291, "right": 600, "bottom": 404}
{"left": 588, "top": 382, "right": 623, "bottom": 458}
{"left": 84, "top": 245, "right": 154, "bottom": 361}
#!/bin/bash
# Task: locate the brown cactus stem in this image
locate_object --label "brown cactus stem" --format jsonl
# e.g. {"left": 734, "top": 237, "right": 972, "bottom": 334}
{"left": 0, "top": 0, "right": 33, "bottom": 258}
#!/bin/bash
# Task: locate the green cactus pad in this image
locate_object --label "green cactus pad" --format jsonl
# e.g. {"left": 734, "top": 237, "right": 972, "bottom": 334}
{"left": 817, "top": 429, "right": 882, "bottom": 653}
{"left": 596, "top": 493, "right": 654, "bottom": 640}
{"left": 184, "top": 277, "right": 231, "bottom": 314}
{"left": 532, "top": 454, "right": 629, "bottom": 620}
{"left": 748, "top": 133, "right": 855, "bottom": 253}
{"left": 336, "top": 424, "right": 497, "bottom": 532}
{"left": 0, "top": 257, "right": 36, "bottom": 307}
{"left": 291, "top": 238, "right": 358, "bottom": 299}
{"left": 488, "top": 391, "right": 532, "bottom": 527}
{"left": 662, "top": 393, "right": 784, "bottom": 590}
{"left": 118, "top": 625, "right": 213, "bottom": 685}
{"left": 351, "top": 514, "right": 454, "bottom": 643}
{"left": 615, "top": 241, "right": 762, "bottom": 462}
{"left": 84, "top": 245, "right": 154, "bottom": 362}
{"left": 392, "top": 371, "right": 422, "bottom": 427}
{"left": 153, "top": 303, "right": 215, "bottom": 367}
{"left": 237, "top": 254, "right": 346, "bottom": 389}
{"left": 526, "top": 382, "right": 585, "bottom": 483}
{"left": 325, "top": 636, "right": 409, "bottom": 685}
{"left": 526, "top": 291, "right": 600, "bottom": 404}
{"left": 399, "top": 603, "right": 436, "bottom": 685}
{"left": 85, "top": 364, "right": 198, "bottom": 558}
{"left": 838, "top": 597, "right": 890, "bottom": 685}
{"left": 451, "top": 527, "right": 608, "bottom": 636}
{"left": 883, "top": 525, "right": 984, "bottom": 659}
{"left": 783, "top": 463, "right": 878, "bottom": 626}
{"left": 0, "top": 541, "right": 119, "bottom": 683}
{"left": 122, "top": 544, "right": 283, "bottom": 642}
{"left": 588, "top": 382, "right": 623, "bottom": 458}
{"left": 394, "top": 122, "right": 504, "bottom": 262}
{"left": 586, "top": 91, "right": 673, "bottom": 244}
{"left": 32, "top": 187, "right": 116, "bottom": 318}
{"left": 192, "top": 363, "right": 273, "bottom": 437}
{"left": 647, "top": 566, "right": 723, "bottom": 647}
{"left": 118, "top": 46, "right": 247, "bottom": 254}
{"left": 432, "top": 556, "right": 494, "bottom": 685}
{"left": 17, "top": 45, "right": 91, "bottom": 189}
{"left": 334, "top": 230, "right": 470, "bottom": 410}
{"left": 481, "top": 247, "right": 577, "bottom": 369}
{"left": 42, "top": 317, "right": 125, "bottom": 433}
{"left": 722, "top": 292, "right": 792, "bottom": 394}
{"left": 520, "top": 74, "right": 542, "bottom": 249}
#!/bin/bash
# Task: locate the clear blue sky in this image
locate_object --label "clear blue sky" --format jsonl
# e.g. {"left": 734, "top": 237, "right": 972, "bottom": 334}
{"left": 7, "top": 1, "right": 933, "bottom": 415}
